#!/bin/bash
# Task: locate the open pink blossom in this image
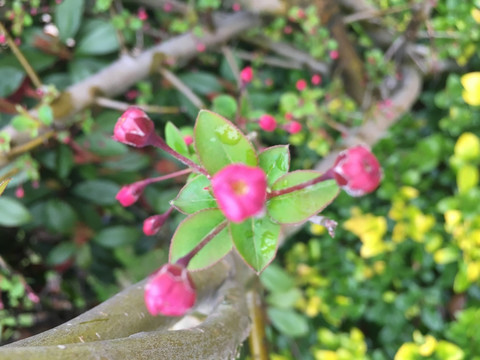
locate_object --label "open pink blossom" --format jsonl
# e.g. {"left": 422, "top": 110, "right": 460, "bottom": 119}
{"left": 144, "top": 264, "right": 196, "bottom": 316}
{"left": 333, "top": 145, "right": 381, "bottom": 196}
{"left": 259, "top": 114, "right": 277, "bottom": 132}
{"left": 112, "top": 107, "right": 155, "bottom": 147}
{"left": 211, "top": 164, "right": 267, "bottom": 223}
{"left": 115, "top": 183, "right": 146, "bottom": 207}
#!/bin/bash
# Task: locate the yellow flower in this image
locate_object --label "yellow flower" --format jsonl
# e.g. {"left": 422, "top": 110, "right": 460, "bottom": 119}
{"left": 461, "top": 72, "right": 480, "bottom": 106}
{"left": 472, "top": 8, "right": 480, "bottom": 23}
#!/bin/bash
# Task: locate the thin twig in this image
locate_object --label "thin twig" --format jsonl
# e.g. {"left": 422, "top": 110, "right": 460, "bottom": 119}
{"left": 158, "top": 68, "right": 205, "bottom": 109}
{"left": 0, "top": 22, "right": 43, "bottom": 89}
{"left": 94, "top": 97, "right": 181, "bottom": 114}
{"left": 343, "top": 4, "right": 411, "bottom": 24}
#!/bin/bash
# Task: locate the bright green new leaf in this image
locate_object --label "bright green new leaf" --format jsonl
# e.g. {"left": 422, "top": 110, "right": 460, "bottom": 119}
{"left": 55, "top": 0, "right": 85, "bottom": 42}
{"left": 194, "top": 110, "right": 257, "bottom": 175}
{"left": 169, "top": 209, "right": 232, "bottom": 271}
{"left": 259, "top": 145, "right": 290, "bottom": 187}
{"left": 212, "top": 95, "right": 238, "bottom": 119}
{"left": 11, "top": 115, "right": 37, "bottom": 132}
{"left": 38, "top": 105, "right": 54, "bottom": 126}
{"left": 230, "top": 217, "right": 280, "bottom": 273}
{"left": 0, "top": 178, "right": 11, "bottom": 196}
{"left": 172, "top": 175, "right": 217, "bottom": 214}
{"left": 165, "top": 122, "right": 189, "bottom": 158}
{"left": 457, "top": 164, "right": 479, "bottom": 194}
{"left": 267, "top": 171, "right": 339, "bottom": 224}
{"left": 0, "top": 196, "right": 32, "bottom": 227}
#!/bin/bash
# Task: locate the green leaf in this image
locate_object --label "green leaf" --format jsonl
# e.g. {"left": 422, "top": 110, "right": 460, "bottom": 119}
{"left": 260, "top": 263, "right": 295, "bottom": 293}
{"left": 165, "top": 122, "right": 189, "bottom": 158}
{"left": 11, "top": 115, "right": 37, "bottom": 132}
{"left": 94, "top": 226, "right": 141, "bottom": 248}
{"left": 55, "top": 0, "right": 85, "bottom": 42}
{"left": 259, "top": 145, "right": 290, "bottom": 187}
{"left": 194, "top": 110, "right": 257, "bottom": 175}
{"left": 0, "top": 67, "right": 24, "bottom": 97}
{"left": 179, "top": 72, "right": 223, "bottom": 95}
{"left": 169, "top": 209, "right": 232, "bottom": 271}
{"left": 230, "top": 217, "right": 280, "bottom": 273}
{"left": 45, "top": 199, "right": 77, "bottom": 235}
{"left": 212, "top": 95, "right": 238, "bottom": 119}
{"left": 75, "top": 19, "right": 119, "bottom": 55}
{"left": 267, "top": 172, "right": 339, "bottom": 224}
{"left": 172, "top": 174, "right": 217, "bottom": 214}
{"left": 69, "top": 58, "right": 109, "bottom": 83}
{"left": 37, "top": 105, "right": 54, "bottom": 126}
{"left": 267, "top": 308, "right": 309, "bottom": 338}
{"left": 57, "top": 144, "right": 74, "bottom": 179}
{"left": 47, "top": 241, "right": 76, "bottom": 266}
{"left": 0, "top": 196, "right": 32, "bottom": 227}
{"left": 0, "top": 178, "right": 11, "bottom": 196}
{"left": 73, "top": 180, "right": 120, "bottom": 205}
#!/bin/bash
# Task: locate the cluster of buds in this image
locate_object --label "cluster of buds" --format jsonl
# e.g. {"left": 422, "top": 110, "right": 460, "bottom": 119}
{"left": 112, "top": 106, "right": 382, "bottom": 318}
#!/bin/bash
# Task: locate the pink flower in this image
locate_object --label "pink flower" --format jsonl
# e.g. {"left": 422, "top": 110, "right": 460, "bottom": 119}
{"left": 232, "top": 3, "right": 241, "bottom": 11}
{"left": 296, "top": 79, "right": 307, "bottom": 91}
{"left": 113, "top": 107, "right": 155, "bottom": 147}
{"left": 163, "top": 2, "right": 173, "bottom": 12}
{"left": 259, "top": 114, "right": 277, "bottom": 132}
{"left": 144, "top": 264, "right": 196, "bottom": 316}
{"left": 311, "top": 74, "right": 322, "bottom": 85}
{"left": 240, "top": 66, "right": 253, "bottom": 84}
{"left": 183, "top": 135, "right": 193, "bottom": 145}
{"left": 196, "top": 43, "right": 206, "bottom": 52}
{"left": 333, "top": 145, "right": 382, "bottom": 196}
{"left": 0, "top": 34, "right": 5, "bottom": 44}
{"left": 285, "top": 121, "right": 302, "bottom": 134}
{"left": 115, "top": 183, "right": 146, "bottom": 207}
{"left": 15, "top": 186, "right": 24, "bottom": 198}
{"left": 138, "top": 7, "right": 148, "bottom": 21}
{"left": 211, "top": 164, "right": 267, "bottom": 223}
{"left": 329, "top": 50, "right": 339, "bottom": 60}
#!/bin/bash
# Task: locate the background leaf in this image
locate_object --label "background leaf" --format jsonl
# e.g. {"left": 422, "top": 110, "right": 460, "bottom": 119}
{"left": 0, "top": 197, "right": 32, "bottom": 227}
{"left": 73, "top": 180, "right": 120, "bottom": 205}
{"left": 0, "top": 67, "right": 24, "bottom": 97}
{"left": 94, "top": 226, "right": 142, "bottom": 248}
{"left": 75, "top": 19, "right": 119, "bottom": 55}
{"left": 54, "top": 0, "right": 85, "bottom": 42}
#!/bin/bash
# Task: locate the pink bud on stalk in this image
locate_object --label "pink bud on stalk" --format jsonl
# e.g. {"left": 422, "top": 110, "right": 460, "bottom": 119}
{"left": 143, "top": 207, "right": 174, "bottom": 236}
{"left": 285, "top": 121, "right": 302, "bottom": 134}
{"left": 333, "top": 145, "right": 381, "bottom": 196}
{"left": 240, "top": 66, "right": 253, "bottom": 84}
{"left": 115, "top": 183, "right": 146, "bottom": 207}
{"left": 211, "top": 164, "right": 267, "bottom": 223}
{"left": 144, "top": 263, "right": 196, "bottom": 316}
{"left": 259, "top": 114, "right": 277, "bottom": 132}
{"left": 112, "top": 107, "right": 155, "bottom": 147}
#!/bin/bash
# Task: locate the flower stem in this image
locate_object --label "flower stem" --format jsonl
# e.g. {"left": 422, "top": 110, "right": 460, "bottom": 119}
{"left": 139, "top": 168, "right": 192, "bottom": 187}
{"left": 267, "top": 169, "right": 335, "bottom": 199}
{"left": 175, "top": 220, "right": 228, "bottom": 268}
{"left": 149, "top": 134, "right": 209, "bottom": 176}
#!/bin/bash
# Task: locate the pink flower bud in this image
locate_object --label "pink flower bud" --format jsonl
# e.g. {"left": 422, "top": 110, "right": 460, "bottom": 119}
{"left": 183, "top": 135, "right": 193, "bottom": 145}
{"left": 0, "top": 34, "right": 5, "bottom": 44}
{"left": 296, "top": 79, "right": 307, "bottom": 91}
{"left": 240, "top": 66, "right": 253, "bottom": 84}
{"left": 329, "top": 50, "right": 339, "bottom": 60}
{"left": 143, "top": 213, "right": 169, "bottom": 236}
{"left": 285, "top": 121, "right": 302, "bottom": 134}
{"left": 333, "top": 145, "right": 381, "bottom": 196}
{"left": 259, "top": 114, "right": 277, "bottom": 132}
{"left": 311, "top": 74, "right": 322, "bottom": 85}
{"left": 232, "top": 2, "right": 241, "bottom": 11}
{"left": 163, "top": 2, "right": 173, "bottom": 12}
{"left": 196, "top": 42, "right": 206, "bottom": 52}
{"left": 113, "top": 107, "right": 155, "bottom": 147}
{"left": 211, "top": 164, "right": 267, "bottom": 223}
{"left": 15, "top": 186, "right": 24, "bottom": 198}
{"left": 144, "top": 263, "right": 196, "bottom": 316}
{"left": 115, "top": 183, "right": 146, "bottom": 207}
{"left": 138, "top": 7, "right": 148, "bottom": 21}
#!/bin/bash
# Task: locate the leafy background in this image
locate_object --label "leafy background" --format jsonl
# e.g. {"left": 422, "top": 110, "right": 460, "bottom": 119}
{"left": 0, "top": 0, "right": 480, "bottom": 359}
